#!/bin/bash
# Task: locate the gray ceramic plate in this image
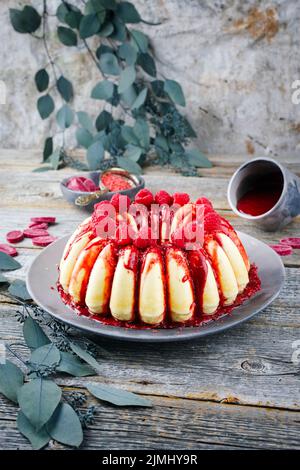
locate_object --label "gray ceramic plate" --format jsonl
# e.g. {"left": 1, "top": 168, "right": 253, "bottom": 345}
{"left": 26, "top": 232, "right": 285, "bottom": 342}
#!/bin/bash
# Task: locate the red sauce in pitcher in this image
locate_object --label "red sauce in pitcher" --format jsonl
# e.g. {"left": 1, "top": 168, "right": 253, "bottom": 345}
{"left": 237, "top": 178, "right": 282, "bottom": 217}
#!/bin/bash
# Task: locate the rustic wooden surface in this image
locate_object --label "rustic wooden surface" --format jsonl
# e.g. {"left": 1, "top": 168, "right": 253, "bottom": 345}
{"left": 0, "top": 150, "right": 300, "bottom": 450}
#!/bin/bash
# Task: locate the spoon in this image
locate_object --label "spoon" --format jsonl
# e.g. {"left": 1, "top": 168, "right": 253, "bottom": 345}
{"left": 75, "top": 168, "right": 136, "bottom": 207}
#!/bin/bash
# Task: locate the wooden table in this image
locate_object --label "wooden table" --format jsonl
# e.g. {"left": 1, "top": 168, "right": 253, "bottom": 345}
{"left": 0, "top": 150, "right": 300, "bottom": 450}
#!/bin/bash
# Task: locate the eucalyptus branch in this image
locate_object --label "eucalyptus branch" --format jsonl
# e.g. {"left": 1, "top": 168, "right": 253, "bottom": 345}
{"left": 9, "top": 0, "right": 210, "bottom": 175}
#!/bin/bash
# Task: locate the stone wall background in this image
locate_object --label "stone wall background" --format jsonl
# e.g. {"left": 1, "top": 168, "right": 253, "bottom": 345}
{"left": 0, "top": 0, "right": 300, "bottom": 158}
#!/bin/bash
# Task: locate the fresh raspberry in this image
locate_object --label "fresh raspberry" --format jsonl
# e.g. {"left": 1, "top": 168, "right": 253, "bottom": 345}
{"left": 92, "top": 202, "right": 115, "bottom": 230}
{"left": 94, "top": 200, "right": 112, "bottom": 210}
{"left": 133, "top": 226, "right": 152, "bottom": 249}
{"left": 170, "top": 227, "right": 185, "bottom": 249}
{"left": 195, "top": 197, "right": 213, "bottom": 208}
{"left": 134, "top": 189, "right": 154, "bottom": 207}
{"left": 173, "top": 192, "right": 190, "bottom": 206}
{"left": 114, "top": 223, "right": 131, "bottom": 246}
{"left": 154, "top": 190, "right": 173, "bottom": 206}
{"left": 204, "top": 212, "right": 222, "bottom": 233}
{"left": 199, "top": 204, "right": 214, "bottom": 219}
{"left": 110, "top": 193, "right": 131, "bottom": 212}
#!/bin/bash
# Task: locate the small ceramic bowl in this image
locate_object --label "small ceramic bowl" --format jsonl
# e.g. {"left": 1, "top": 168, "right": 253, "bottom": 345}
{"left": 60, "top": 171, "right": 145, "bottom": 212}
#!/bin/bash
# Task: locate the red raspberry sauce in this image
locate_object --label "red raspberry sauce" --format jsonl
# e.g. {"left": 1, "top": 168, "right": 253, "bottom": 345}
{"left": 101, "top": 173, "right": 133, "bottom": 191}
{"left": 237, "top": 188, "right": 282, "bottom": 216}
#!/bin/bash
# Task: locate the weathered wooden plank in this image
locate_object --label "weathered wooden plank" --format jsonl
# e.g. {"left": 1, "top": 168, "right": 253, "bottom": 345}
{"left": 1, "top": 264, "right": 299, "bottom": 411}
{"left": 1, "top": 388, "right": 300, "bottom": 450}
{"left": 0, "top": 149, "right": 299, "bottom": 175}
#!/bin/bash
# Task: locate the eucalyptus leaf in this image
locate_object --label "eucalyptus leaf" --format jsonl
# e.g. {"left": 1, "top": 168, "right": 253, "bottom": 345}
{"left": 130, "top": 30, "right": 148, "bottom": 53}
{"left": 116, "top": 2, "right": 141, "bottom": 23}
{"left": 110, "top": 17, "right": 126, "bottom": 42}
{"left": 79, "top": 13, "right": 101, "bottom": 39}
{"left": 43, "top": 137, "right": 53, "bottom": 162}
{"left": 125, "top": 145, "right": 143, "bottom": 162}
{"left": 164, "top": 79, "right": 186, "bottom": 107}
{"left": 8, "top": 280, "right": 31, "bottom": 301}
{"left": 131, "top": 87, "right": 147, "bottom": 110}
{"left": 23, "top": 316, "right": 50, "bottom": 350}
{"left": 35, "top": 69, "right": 49, "bottom": 93}
{"left": 70, "top": 342, "right": 101, "bottom": 372}
{"left": 100, "top": 53, "right": 120, "bottom": 76}
{"left": 56, "top": 104, "right": 74, "bottom": 129}
{"left": 76, "top": 128, "right": 93, "bottom": 149}
{"left": 77, "top": 111, "right": 94, "bottom": 133}
{"left": 85, "top": 0, "right": 106, "bottom": 17}
{"left": 18, "top": 411, "right": 50, "bottom": 450}
{"left": 0, "top": 360, "right": 24, "bottom": 404}
{"left": 29, "top": 343, "right": 61, "bottom": 369}
{"left": 137, "top": 53, "right": 156, "bottom": 77}
{"left": 95, "top": 110, "right": 113, "bottom": 132}
{"left": 18, "top": 378, "right": 62, "bottom": 430}
{"left": 87, "top": 383, "right": 152, "bottom": 407}
{"left": 66, "top": 10, "right": 82, "bottom": 29}
{"left": 134, "top": 118, "right": 149, "bottom": 149}
{"left": 37, "top": 95, "right": 55, "bottom": 120}
{"left": 93, "top": 132, "right": 108, "bottom": 149}
{"left": 155, "top": 134, "right": 169, "bottom": 156}
{"left": 56, "top": 2, "right": 81, "bottom": 27}
{"left": 47, "top": 403, "right": 83, "bottom": 448}
{"left": 58, "top": 3, "right": 82, "bottom": 29}
{"left": 0, "top": 252, "right": 21, "bottom": 271}
{"left": 86, "top": 141, "right": 104, "bottom": 170}
{"left": 50, "top": 149, "right": 62, "bottom": 170}
{"left": 56, "top": 3, "right": 70, "bottom": 23}
{"left": 183, "top": 117, "right": 197, "bottom": 138}
{"left": 57, "top": 352, "right": 96, "bottom": 377}
{"left": 185, "top": 149, "right": 212, "bottom": 168}
{"left": 121, "top": 125, "right": 140, "bottom": 145}
{"left": 91, "top": 80, "right": 114, "bottom": 100}
{"left": 57, "top": 26, "right": 78, "bottom": 46}
{"left": 99, "top": 21, "right": 114, "bottom": 37}
{"left": 99, "top": 0, "right": 117, "bottom": 10}
{"left": 118, "top": 43, "right": 137, "bottom": 66}
{"left": 32, "top": 166, "right": 53, "bottom": 173}
{"left": 117, "top": 156, "right": 141, "bottom": 175}
{"left": 118, "top": 66, "right": 136, "bottom": 94}
{"left": 10, "top": 6, "right": 41, "bottom": 34}
{"left": 121, "top": 85, "right": 137, "bottom": 107}
{"left": 0, "top": 273, "right": 8, "bottom": 284}
{"left": 57, "top": 76, "right": 74, "bottom": 102}
{"left": 96, "top": 44, "right": 114, "bottom": 59}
